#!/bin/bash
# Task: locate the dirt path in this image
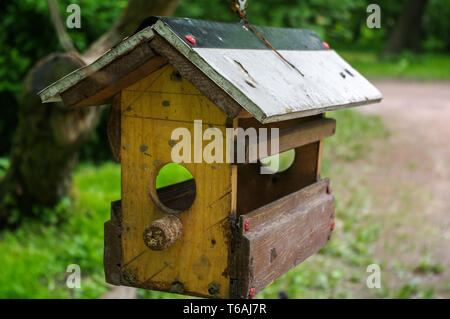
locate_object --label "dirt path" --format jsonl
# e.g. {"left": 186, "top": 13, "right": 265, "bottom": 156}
{"left": 356, "top": 80, "right": 450, "bottom": 296}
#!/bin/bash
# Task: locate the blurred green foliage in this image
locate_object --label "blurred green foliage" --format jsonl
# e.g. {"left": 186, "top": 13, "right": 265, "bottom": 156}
{"left": 0, "top": 0, "right": 126, "bottom": 158}
{"left": 176, "top": 0, "right": 449, "bottom": 51}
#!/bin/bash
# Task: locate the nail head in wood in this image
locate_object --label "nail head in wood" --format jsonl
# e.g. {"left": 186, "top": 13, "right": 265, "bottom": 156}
{"left": 143, "top": 215, "right": 182, "bottom": 250}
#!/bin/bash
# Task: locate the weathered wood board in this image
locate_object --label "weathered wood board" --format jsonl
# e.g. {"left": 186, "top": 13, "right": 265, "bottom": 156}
{"left": 192, "top": 48, "right": 382, "bottom": 123}
{"left": 61, "top": 47, "right": 167, "bottom": 108}
{"left": 233, "top": 115, "right": 326, "bottom": 216}
{"left": 231, "top": 179, "right": 334, "bottom": 298}
{"left": 245, "top": 117, "right": 336, "bottom": 162}
{"left": 119, "top": 64, "right": 232, "bottom": 298}
{"left": 107, "top": 93, "right": 122, "bottom": 163}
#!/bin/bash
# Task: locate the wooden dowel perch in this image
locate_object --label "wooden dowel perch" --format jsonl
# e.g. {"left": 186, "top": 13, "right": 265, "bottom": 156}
{"left": 143, "top": 215, "right": 182, "bottom": 250}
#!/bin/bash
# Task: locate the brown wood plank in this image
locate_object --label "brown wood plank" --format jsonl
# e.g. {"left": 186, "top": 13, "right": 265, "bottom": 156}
{"left": 107, "top": 93, "right": 122, "bottom": 163}
{"left": 242, "top": 178, "right": 330, "bottom": 230}
{"left": 235, "top": 115, "right": 322, "bottom": 216}
{"left": 104, "top": 200, "right": 123, "bottom": 286}
{"left": 236, "top": 143, "right": 319, "bottom": 216}
{"left": 246, "top": 117, "right": 336, "bottom": 162}
{"left": 237, "top": 109, "right": 253, "bottom": 119}
{"left": 315, "top": 113, "right": 326, "bottom": 180}
{"left": 232, "top": 179, "right": 334, "bottom": 298}
{"left": 61, "top": 43, "right": 167, "bottom": 108}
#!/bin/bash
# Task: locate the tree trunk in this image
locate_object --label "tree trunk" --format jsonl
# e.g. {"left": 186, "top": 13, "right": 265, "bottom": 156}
{"left": 0, "top": 0, "right": 180, "bottom": 228}
{"left": 383, "top": 0, "right": 429, "bottom": 56}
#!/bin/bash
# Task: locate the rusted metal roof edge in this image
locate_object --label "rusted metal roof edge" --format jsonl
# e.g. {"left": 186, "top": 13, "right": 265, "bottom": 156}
{"left": 151, "top": 19, "right": 268, "bottom": 123}
{"left": 38, "top": 27, "right": 156, "bottom": 103}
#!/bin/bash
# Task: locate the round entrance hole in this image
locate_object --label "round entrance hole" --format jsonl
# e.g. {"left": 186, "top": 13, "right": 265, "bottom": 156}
{"left": 260, "top": 149, "right": 296, "bottom": 174}
{"left": 154, "top": 163, "right": 196, "bottom": 213}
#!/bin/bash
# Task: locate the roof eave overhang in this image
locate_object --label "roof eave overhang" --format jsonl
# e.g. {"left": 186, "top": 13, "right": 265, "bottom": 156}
{"left": 38, "top": 26, "right": 156, "bottom": 104}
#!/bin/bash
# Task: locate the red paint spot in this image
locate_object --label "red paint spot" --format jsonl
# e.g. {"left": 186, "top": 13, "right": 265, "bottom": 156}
{"left": 185, "top": 35, "right": 196, "bottom": 45}
{"left": 331, "top": 221, "right": 335, "bottom": 231}
{"left": 326, "top": 185, "right": 332, "bottom": 194}
{"left": 122, "top": 36, "right": 129, "bottom": 41}
{"left": 322, "top": 41, "right": 330, "bottom": 49}
{"left": 244, "top": 218, "right": 250, "bottom": 232}
{"left": 249, "top": 288, "right": 255, "bottom": 298}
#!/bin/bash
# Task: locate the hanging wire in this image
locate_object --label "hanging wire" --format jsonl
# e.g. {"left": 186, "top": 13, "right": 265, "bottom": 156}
{"left": 230, "top": 0, "right": 304, "bottom": 76}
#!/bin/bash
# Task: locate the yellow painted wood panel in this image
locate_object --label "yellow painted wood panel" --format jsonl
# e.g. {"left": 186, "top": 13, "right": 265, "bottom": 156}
{"left": 120, "top": 65, "right": 231, "bottom": 298}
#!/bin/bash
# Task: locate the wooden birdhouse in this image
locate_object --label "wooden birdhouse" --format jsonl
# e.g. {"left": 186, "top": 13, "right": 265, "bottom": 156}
{"left": 39, "top": 17, "right": 381, "bottom": 298}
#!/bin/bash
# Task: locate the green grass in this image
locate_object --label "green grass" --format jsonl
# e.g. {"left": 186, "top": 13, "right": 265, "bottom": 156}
{"left": 414, "top": 256, "right": 445, "bottom": 275}
{"left": 339, "top": 51, "right": 450, "bottom": 80}
{"left": 0, "top": 163, "right": 121, "bottom": 298}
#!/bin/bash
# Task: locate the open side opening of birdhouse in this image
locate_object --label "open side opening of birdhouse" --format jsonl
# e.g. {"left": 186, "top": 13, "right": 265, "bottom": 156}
{"left": 38, "top": 16, "right": 382, "bottom": 299}
{"left": 228, "top": 111, "right": 336, "bottom": 297}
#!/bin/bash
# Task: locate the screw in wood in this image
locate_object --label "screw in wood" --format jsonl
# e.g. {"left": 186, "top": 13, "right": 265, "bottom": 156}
{"left": 208, "top": 282, "right": 220, "bottom": 296}
{"left": 169, "top": 281, "right": 184, "bottom": 294}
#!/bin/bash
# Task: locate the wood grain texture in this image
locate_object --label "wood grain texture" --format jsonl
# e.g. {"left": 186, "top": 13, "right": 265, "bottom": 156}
{"left": 246, "top": 117, "right": 336, "bottom": 162}
{"left": 120, "top": 64, "right": 232, "bottom": 298}
{"left": 193, "top": 48, "right": 382, "bottom": 123}
{"left": 107, "top": 93, "right": 122, "bottom": 163}
{"left": 232, "top": 179, "right": 334, "bottom": 298}
{"left": 235, "top": 115, "right": 322, "bottom": 216}
{"left": 316, "top": 114, "right": 326, "bottom": 180}
{"left": 61, "top": 44, "right": 167, "bottom": 107}
{"left": 149, "top": 35, "right": 243, "bottom": 119}
{"left": 104, "top": 200, "right": 123, "bottom": 286}
{"left": 39, "top": 27, "right": 156, "bottom": 104}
